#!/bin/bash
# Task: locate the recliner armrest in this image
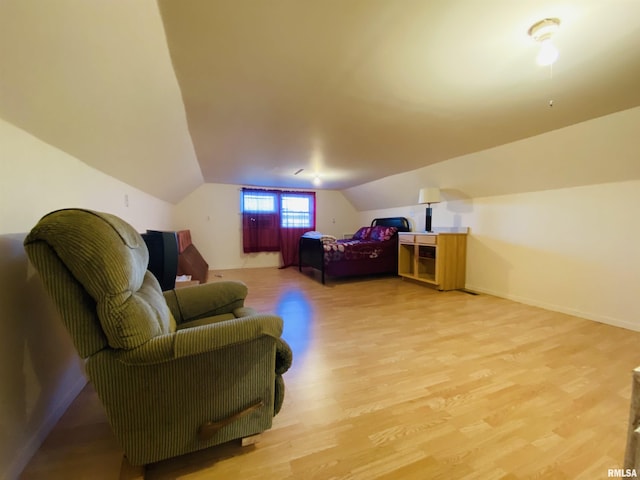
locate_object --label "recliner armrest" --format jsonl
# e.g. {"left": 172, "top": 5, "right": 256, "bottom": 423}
{"left": 173, "top": 313, "right": 284, "bottom": 358}
{"left": 163, "top": 280, "right": 248, "bottom": 324}
{"left": 114, "top": 313, "right": 284, "bottom": 364}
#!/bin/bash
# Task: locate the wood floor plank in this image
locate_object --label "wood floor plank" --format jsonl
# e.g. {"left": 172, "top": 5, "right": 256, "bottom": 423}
{"left": 20, "top": 267, "right": 640, "bottom": 479}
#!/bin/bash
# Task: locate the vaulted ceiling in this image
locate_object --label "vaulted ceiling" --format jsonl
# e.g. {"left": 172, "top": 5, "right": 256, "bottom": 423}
{"left": 2, "top": 1, "right": 640, "bottom": 204}
{"left": 157, "top": 0, "right": 640, "bottom": 191}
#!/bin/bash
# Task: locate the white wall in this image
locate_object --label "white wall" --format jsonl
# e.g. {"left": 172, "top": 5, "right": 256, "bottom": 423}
{"left": 0, "top": 118, "right": 174, "bottom": 480}
{"left": 460, "top": 181, "right": 640, "bottom": 330}
{"left": 173, "top": 184, "right": 360, "bottom": 270}
{"left": 359, "top": 182, "right": 640, "bottom": 332}
{"left": 0, "top": 0, "right": 204, "bottom": 204}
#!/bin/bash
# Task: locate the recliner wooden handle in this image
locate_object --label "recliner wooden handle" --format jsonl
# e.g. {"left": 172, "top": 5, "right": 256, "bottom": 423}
{"left": 197, "top": 399, "right": 264, "bottom": 441}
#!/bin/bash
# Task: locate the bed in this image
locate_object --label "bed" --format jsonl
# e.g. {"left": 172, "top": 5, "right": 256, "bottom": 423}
{"left": 298, "top": 217, "right": 411, "bottom": 284}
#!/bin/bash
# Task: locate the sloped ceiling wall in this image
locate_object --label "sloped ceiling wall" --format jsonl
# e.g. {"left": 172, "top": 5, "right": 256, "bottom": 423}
{"left": 158, "top": 0, "right": 640, "bottom": 193}
{"left": 343, "top": 106, "right": 640, "bottom": 210}
{"left": 0, "top": 0, "right": 203, "bottom": 204}
{"left": 2, "top": 1, "right": 640, "bottom": 210}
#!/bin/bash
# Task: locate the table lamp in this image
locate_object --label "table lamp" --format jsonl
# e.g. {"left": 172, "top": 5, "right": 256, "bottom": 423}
{"left": 418, "top": 187, "right": 441, "bottom": 233}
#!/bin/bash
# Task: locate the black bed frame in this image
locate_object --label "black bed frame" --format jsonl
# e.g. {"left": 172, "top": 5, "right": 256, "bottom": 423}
{"left": 298, "top": 217, "right": 411, "bottom": 284}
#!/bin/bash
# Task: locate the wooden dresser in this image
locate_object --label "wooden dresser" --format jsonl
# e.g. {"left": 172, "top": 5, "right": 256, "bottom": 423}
{"left": 398, "top": 232, "right": 467, "bottom": 291}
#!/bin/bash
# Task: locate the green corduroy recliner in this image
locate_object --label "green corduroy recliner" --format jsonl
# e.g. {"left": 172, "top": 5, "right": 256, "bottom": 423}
{"left": 24, "top": 208, "right": 292, "bottom": 466}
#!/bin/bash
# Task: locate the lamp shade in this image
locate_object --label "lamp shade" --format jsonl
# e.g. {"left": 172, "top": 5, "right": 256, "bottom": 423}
{"left": 418, "top": 187, "right": 441, "bottom": 204}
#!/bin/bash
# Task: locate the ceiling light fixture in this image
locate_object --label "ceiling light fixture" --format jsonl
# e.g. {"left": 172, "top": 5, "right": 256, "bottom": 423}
{"left": 313, "top": 175, "right": 322, "bottom": 187}
{"left": 528, "top": 18, "right": 561, "bottom": 66}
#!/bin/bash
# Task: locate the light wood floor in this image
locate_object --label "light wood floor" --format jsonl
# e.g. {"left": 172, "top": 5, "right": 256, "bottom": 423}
{"left": 21, "top": 267, "right": 640, "bottom": 479}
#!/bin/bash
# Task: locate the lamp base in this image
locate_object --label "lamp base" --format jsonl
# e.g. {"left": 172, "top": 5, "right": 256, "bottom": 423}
{"left": 425, "top": 206, "right": 433, "bottom": 233}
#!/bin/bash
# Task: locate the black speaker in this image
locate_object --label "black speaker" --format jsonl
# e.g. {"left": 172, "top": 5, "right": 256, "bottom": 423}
{"left": 141, "top": 230, "right": 178, "bottom": 291}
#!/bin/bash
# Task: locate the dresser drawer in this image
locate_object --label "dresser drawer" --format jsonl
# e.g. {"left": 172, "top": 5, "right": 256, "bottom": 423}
{"left": 416, "top": 235, "right": 437, "bottom": 245}
{"left": 399, "top": 234, "right": 415, "bottom": 244}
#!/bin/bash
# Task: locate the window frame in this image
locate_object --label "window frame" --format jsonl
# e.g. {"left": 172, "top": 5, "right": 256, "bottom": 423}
{"left": 241, "top": 188, "right": 315, "bottom": 229}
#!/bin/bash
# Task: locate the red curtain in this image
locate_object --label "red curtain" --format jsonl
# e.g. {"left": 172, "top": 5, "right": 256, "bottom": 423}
{"left": 242, "top": 212, "right": 280, "bottom": 253}
{"left": 279, "top": 226, "right": 309, "bottom": 267}
{"left": 241, "top": 188, "right": 316, "bottom": 267}
{"left": 278, "top": 190, "right": 315, "bottom": 267}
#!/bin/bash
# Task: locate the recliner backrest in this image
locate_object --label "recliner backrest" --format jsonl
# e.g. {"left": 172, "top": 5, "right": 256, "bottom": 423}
{"left": 24, "top": 209, "right": 175, "bottom": 355}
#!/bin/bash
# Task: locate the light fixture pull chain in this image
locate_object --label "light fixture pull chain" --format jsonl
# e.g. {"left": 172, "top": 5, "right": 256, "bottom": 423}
{"left": 548, "top": 63, "right": 554, "bottom": 108}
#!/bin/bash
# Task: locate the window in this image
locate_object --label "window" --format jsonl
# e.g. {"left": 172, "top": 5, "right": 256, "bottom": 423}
{"left": 281, "top": 194, "right": 313, "bottom": 228}
{"left": 241, "top": 189, "right": 315, "bottom": 228}
{"left": 241, "top": 188, "right": 316, "bottom": 259}
{"left": 242, "top": 191, "right": 276, "bottom": 213}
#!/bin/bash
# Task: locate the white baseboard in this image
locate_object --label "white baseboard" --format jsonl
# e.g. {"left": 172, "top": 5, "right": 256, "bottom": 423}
{"left": 465, "top": 284, "right": 640, "bottom": 332}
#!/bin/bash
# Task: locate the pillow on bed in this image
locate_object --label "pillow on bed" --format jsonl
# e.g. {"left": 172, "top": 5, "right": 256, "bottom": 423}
{"left": 352, "top": 227, "right": 372, "bottom": 240}
{"left": 369, "top": 226, "right": 398, "bottom": 241}
{"left": 321, "top": 235, "right": 337, "bottom": 244}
